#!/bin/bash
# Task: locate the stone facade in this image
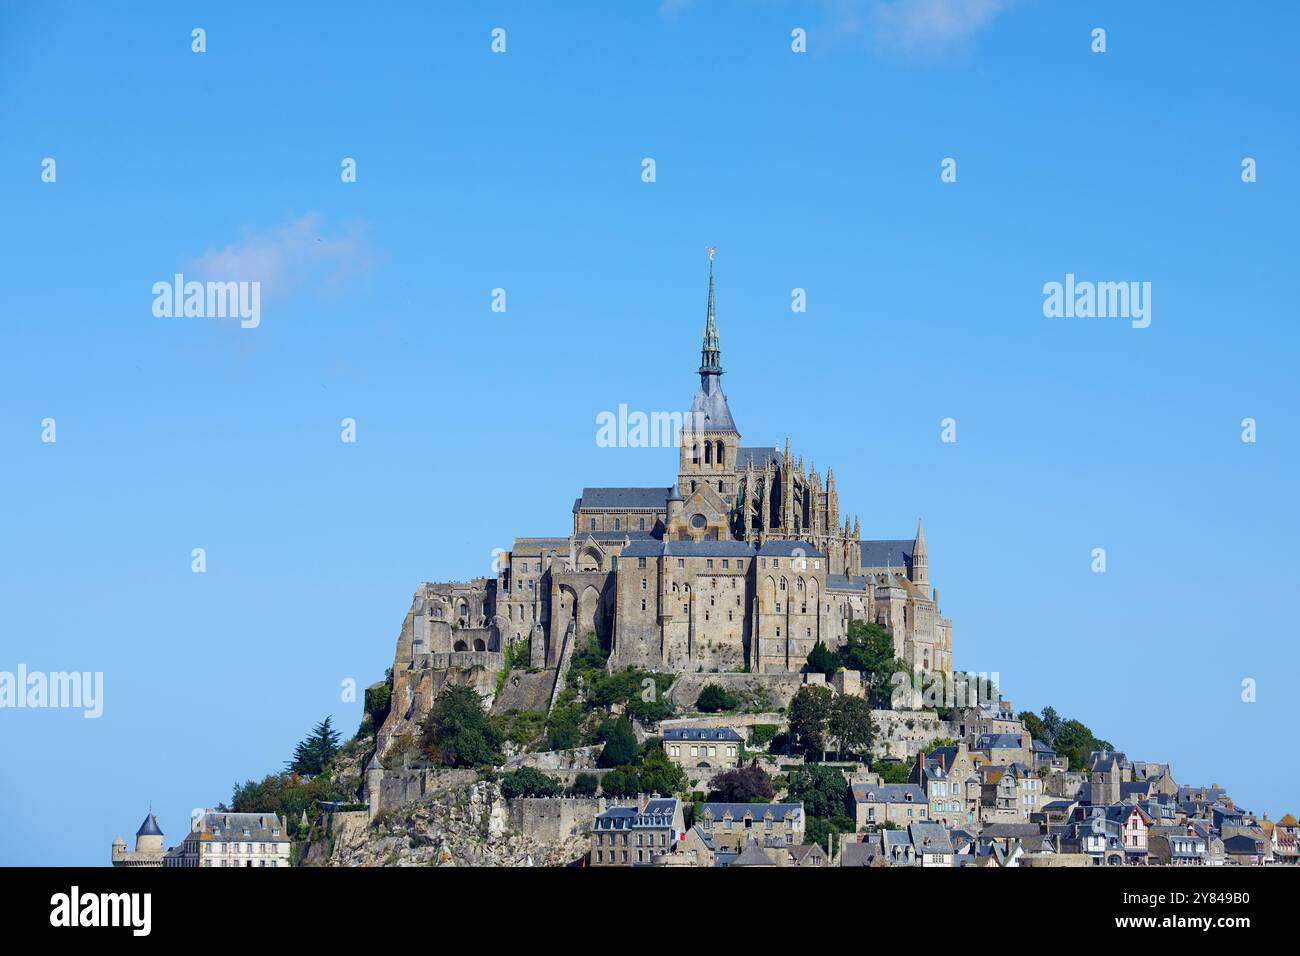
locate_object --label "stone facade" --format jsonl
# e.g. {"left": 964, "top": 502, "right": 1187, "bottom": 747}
{"left": 377, "top": 259, "right": 956, "bottom": 755}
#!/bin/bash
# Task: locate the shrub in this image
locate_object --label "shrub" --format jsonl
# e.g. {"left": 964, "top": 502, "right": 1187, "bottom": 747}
{"left": 696, "top": 683, "right": 739, "bottom": 712}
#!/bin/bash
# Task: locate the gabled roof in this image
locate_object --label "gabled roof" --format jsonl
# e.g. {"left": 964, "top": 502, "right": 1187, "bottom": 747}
{"left": 663, "top": 727, "right": 743, "bottom": 743}
{"left": 576, "top": 487, "right": 672, "bottom": 510}
{"left": 702, "top": 801, "right": 801, "bottom": 821}
{"left": 730, "top": 840, "right": 776, "bottom": 866}
{"left": 858, "top": 539, "right": 913, "bottom": 569}
{"left": 851, "top": 783, "right": 925, "bottom": 804}
{"left": 735, "top": 447, "right": 781, "bottom": 470}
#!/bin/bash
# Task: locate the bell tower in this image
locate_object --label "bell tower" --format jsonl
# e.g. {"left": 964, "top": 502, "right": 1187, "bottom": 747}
{"left": 679, "top": 247, "right": 741, "bottom": 503}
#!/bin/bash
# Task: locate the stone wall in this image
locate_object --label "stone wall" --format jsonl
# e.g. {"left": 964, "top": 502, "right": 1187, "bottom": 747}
{"left": 508, "top": 797, "right": 602, "bottom": 843}
{"left": 870, "top": 709, "right": 949, "bottom": 760}
{"left": 666, "top": 672, "right": 825, "bottom": 712}
{"left": 374, "top": 768, "right": 478, "bottom": 813}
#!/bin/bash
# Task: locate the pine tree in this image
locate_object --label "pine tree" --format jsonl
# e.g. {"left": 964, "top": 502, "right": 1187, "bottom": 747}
{"left": 287, "top": 716, "right": 342, "bottom": 776}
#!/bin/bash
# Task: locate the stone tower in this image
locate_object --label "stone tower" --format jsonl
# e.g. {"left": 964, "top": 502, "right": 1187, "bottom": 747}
{"left": 679, "top": 248, "right": 741, "bottom": 501}
{"left": 912, "top": 519, "right": 928, "bottom": 588}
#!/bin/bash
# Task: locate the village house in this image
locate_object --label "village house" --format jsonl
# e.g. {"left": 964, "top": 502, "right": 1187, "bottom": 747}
{"left": 164, "top": 810, "right": 290, "bottom": 868}
{"left": 852, "top": 783, "right": 929, "bottom": 829}
{"left": 591, "top": 797, "right": 685, "bottom": 867}
{"left": 910, "top": 822, "right": 955, "bottom": 867}
{"left": 662, "top": 727, "right": 743, "bottom": 770}
{"left": 973, "top": 732, "right": 1033, "bottom": 768}
{"left": 1148, "top": 824, "right": 1208, "bottom": 865}
{"left": 697, "top": 801, "right": 804, "bottom": 851}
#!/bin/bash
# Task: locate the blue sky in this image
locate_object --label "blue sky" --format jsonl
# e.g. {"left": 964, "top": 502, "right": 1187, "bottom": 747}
{"left": 1, "top": 1, "right": 1296, "bottom": 865}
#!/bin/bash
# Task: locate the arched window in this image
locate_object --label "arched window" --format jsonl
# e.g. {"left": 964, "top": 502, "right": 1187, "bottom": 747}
{"left": 716, "top": 441, "right": 724, "bottom": 466}
{"left": 692, "top": 443, "right": 700, "bottom": 464}
{"left": 614, "top": 518, "right": 621, "bottom": 531}
{"left": 638, "top": 517, "right": 645, "bottom": 530}
{"left": 705, "top": 442, "right": 712, "bottom": 464}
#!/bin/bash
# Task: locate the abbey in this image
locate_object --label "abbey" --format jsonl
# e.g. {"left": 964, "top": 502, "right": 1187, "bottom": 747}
{"left": 398, "top": 256, "right": 952, "bottom": 696}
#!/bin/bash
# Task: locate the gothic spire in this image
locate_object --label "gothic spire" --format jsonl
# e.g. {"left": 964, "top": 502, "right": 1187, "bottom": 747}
{"left": 700, "top": 246, "right": 722, "bottom": 377}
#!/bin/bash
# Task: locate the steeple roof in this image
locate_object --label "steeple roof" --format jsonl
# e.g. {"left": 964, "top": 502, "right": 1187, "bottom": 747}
{"left": 136, "top": 812, "right": 163, "bottom": 837}
{"left": 688, "top": 248, "right": 738, "bottom": 434}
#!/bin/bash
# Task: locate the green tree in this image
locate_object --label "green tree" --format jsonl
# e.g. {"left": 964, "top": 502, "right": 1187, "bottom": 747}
{"left": 708, "top": 764, "right": 776, "bottom": 803}
{"left": 786, "top": 764, "right": 850, "bottom": 820}
{"left": 570, "top": 772, "right": 599, "bottom": 797}
{"left": 787, "top": 685, "right": 834, "bottom": 760}
{"left": 873, "top": 761, "right": 911, "bottom": 784}
{"left": 636, "top": 746, "right": 687, "bottom": 796}
{"left": 287, "top": 716, "right": 342, "bottom": 776}
{"left": 804, "top": 814, "right": 854, "bottom": 853}
{"left": 829, "top": 694, "right": 875, "bottom": 760}
{"left": 841, "top": 621, "right": 898, "bottom": 707}
{"left": 500, "top": 766, "right": 561, "bottom": 798}
{"left": 696, "top": 683, "right": 739, "bottom": 713}
{"left": 600, "top": 766, "right": 639, "bottom": 797}
{"left": 805, "top": 641, "right": 840, "bottom": 678}
{"left": 598, "top": 716, "right": 638, "bottom": 768}
{"left": 1040, "top": 706, "right": 1062, "bottom": 745}
{"left": 1019, "top": 711, "right": 1046, "bottom": 743}
{"left": 419, "top": 684, "right": 503, "bottom": 768}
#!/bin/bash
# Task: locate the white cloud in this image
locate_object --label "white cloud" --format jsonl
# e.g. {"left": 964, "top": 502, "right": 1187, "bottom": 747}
{"left": 826, "top": 0, "right": 1016, "bottom": 54}
{"left": 189, "top": 212, "right": 371, "bottom": 299}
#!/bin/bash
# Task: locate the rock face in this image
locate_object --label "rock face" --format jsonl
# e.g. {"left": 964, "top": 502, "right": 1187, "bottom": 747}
{"left": 316, "top": 773, "right": 588, "bottom": 867}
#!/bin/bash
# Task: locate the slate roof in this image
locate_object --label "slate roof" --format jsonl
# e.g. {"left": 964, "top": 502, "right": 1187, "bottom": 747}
{"left": 735, "top": 447, "right": 782, "bottom": 470}
{"left": 588, "top": 530, "right": 658, "bottom": 542}
{"left": 136, "top": 813, "right": 163, "bottom": 837}
{"left": 576, "top": 487, "right": 673, "bottom": 510}
{"left": 851, "top": 783, "right": 926, "bottom": 804}
{"left": 1223, "top": 834, "right": 1264, "bottom": 854}
{"left": 621, "top": 539, "right": 757, "bottom": 559}
{"left": 689, "top": 377, "right": 737, "bottom": 433}
{"left": 858, "top": 539, "right": 913, "bottom": 569}
{"left": 841, "top": 838, "right": 879, "bottom": 867}
{"left": 595, "top": 798, "right": 679, "bottom": 831}
{"left": 663, "top": 727, "right": 744, "bottom": 743}
{"left": 756, "top": 539, "right": 826, "bottom": 558}
{"left": 730, "top": 840, "right": 776, "bottom": 866}
{"left": 910, "top": 822, "right": 954, "bottom": 855}
{"left": 701, "top": 802, "right": 802, "bottom": 821}
{"left": 979, "top": 823, "right": 1042, "bottom": 840}
{"left": 975, "top": 733, "right": 1025, "bottom": 751}
{"left": 825, "top": 574, "right": 873, "bottom": 591}
{"left": 1087, "top": 751, "right": 1128, "bottom": 773}
{"left": 511, "top": 537, "right": 569, "bottom": 555}
{"left": 194, "top": 812, "right": 288, "bottom": 843}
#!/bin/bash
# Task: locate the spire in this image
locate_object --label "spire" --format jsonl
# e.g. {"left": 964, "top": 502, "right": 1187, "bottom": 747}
{"left": 912, "top": 518, "right": 929, "bottom": 587}
{"left": 684, "top": 246, "right": 738, "bottom": 436}
{"left": 699, "top": 246, "right": 722, "bottom": 377}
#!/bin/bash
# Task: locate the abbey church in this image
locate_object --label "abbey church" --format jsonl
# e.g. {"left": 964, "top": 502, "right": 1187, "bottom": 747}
{"left": 399, "top": 256, "right": 953, "bottom": 693}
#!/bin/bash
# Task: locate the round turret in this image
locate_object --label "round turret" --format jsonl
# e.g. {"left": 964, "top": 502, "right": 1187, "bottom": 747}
{"left": 135, "top": 812, "right": 164, "bottom": 853}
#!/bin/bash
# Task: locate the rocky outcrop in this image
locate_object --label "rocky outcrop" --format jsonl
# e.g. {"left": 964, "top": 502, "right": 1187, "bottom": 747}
{"left": 314, "top": 773, "right": 588, "bottom": 867}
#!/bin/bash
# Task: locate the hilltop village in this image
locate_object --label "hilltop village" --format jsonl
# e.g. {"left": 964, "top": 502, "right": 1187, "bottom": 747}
{"left": 112, "top": 261, "right": 1291, "bottom": 868}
